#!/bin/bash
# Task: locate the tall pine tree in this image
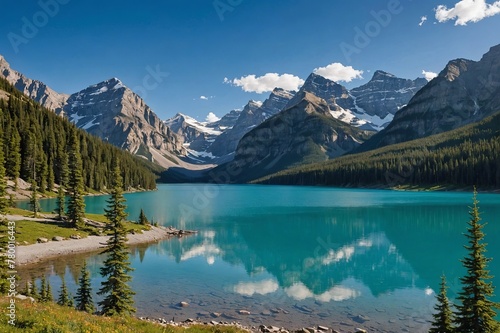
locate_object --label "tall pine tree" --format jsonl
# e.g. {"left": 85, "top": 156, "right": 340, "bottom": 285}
{"left": 0, "top": 219, "right": 9, "bottom": 294}
{"left": 430, "top": 275, "right": 454, "bottom": 333}
{"left": 98, "top": 164, "right": 135, "bottom": 316}
{"left": 138, "top": 208, "right": 149, "bottom": 225}
{"left": 39, "top": 276, "right": 47, "bottom": 302}
{"left": 29, "top": 179, "right": 40, "bottom": 218}
{"left": 67, "top": 129, "right": 85, "bottom": 228}
{"left": 57, "top": 278, "right": 73, "bottom": 307}
{"left": 55, "top": 186, "right": 65, "bottom": 220}
{"left": 75, "top": 261, "right": 95, "bottom": 313}
{"left": 454, "top": 190, "right": 500, "bottom": 333}
{"left": 5, "top": 127, "right": 21, "bottom": 188}
{"left": 0, "top": 123, "right": 8, "bottom": 213}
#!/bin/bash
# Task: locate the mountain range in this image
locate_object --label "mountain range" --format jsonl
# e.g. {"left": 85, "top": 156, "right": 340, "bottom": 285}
{"left": 2, "top": 43, "right": 499, "bottom": 186}
{"left": 358, "top": 44, "right": 500, "bottom": 152}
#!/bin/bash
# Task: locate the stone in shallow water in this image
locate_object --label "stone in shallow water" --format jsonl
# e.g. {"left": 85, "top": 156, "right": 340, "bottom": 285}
{"left": 295, "top": 305, "right": 313, "bottom": 313}
{"left": 261, "top": 310, "right": 272, "bottom": 316}
{"left": 179, "top": 301, "right": 189, "bottom": 307}
{"left": 352, "top": 314, "right": 370, "bottom": 323}
{"left": 238, "top": 310, "right": 251, "bottom": 315}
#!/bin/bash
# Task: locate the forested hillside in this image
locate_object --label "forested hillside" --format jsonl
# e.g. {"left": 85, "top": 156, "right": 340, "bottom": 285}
{"left": 256, "top": 111, "right": 500, "bottom": 189}
{"left": 0, "top": 76, "right": 158, "bottom": 192}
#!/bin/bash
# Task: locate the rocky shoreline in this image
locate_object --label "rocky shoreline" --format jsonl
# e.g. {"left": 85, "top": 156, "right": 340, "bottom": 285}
{"left": 16, "top": 225, "right": 197, "bottom": 266}
{"left": 139, "top": 316, "right": 369, "bottom": 333}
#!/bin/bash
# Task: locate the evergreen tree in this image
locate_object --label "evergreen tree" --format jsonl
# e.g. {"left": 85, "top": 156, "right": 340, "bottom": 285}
{"left": 67, "top": 129, "right": 85, "bottom": 228}
{"left": 138, "top": 208, "right": 149, "bottom": 225}
{"left": 75, "top": 261, "right": 95, "bottom": 313}
{"left": 55, "top": 186, "right": 65, "bottom": 220}
{"left": 0, "top": 219, "right": 10, "bottom": 294}
{"left": 57, "top": 278, "right": 72, "bottom": 307}
{"left": 430, "top": 275, "right": 454, "bottom": 333}
{"left": 22, "top": 281, "right": 30, "bottom": 297}
{"left": 30, "top": 277, "right": 39, "bottom": 300}
{"left": 98, "top": 165, "right": 136, "bottom": 316}
{"left": 29, "top": 179, "right": 40, "bottom": 218}
{"left": 45, "top": 280, "right": 53, "bottom": 302}
{"left": 0, "top": 126, "right": 8, "bottom": 213}
{"left": 454, "top": 190, "right": 500, "bottom": 333}
{"left": 5, "top": 127, "right": 21, "bottom": 188}
{"left": 40, "top": 276, "right": 47, "bottom": 302}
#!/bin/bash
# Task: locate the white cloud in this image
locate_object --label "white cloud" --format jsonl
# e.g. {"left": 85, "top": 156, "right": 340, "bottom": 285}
{"left": 419, "top": 16, "right": 428, "bottom": 26}
{"left": 205, "top": 112, "right": 220, "bottom": 123}
{"left": 200, "top": 96, "right": 209, "bottom": 100}
{"left": 435, "top": 0, "right": 500, "bottom": 25}
{"left": 422, "top": 70, "right": 438, "bottom": 81}
{"left": 233, "top": 279, "right": 279, "bottom": 296}
{"left": 313, "top": 63, "right": 363, "bottom": 82}
{"left": 284, "top": 282, "right": 360, "bottom": 302}
{"left": 322, "top": 246, "right": 355, "bottom": 265}
{"left": 224, "top": 73, "right": 305, "bottom": 93}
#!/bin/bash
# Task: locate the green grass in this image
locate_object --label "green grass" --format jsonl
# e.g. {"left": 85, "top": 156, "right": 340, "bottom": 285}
{"left": 14, "top": 220, "right": 89, "bottom": 245}
{"left": 85, "top": 213, "right": 108, "bottom": 223}
{"left": 1, "top": 298, "right": 247, "bottom": 333}
{"left": 6, "top": 207, "right": 41, "bottom": 217}
{"left": 8, "top": 210, "right": 150, "bottom": 244}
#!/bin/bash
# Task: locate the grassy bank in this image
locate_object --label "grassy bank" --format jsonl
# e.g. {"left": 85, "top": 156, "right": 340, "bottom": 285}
{"left": 7, "top": 208, "right": 151, "bottom": 245}
{"left": 2, "top": 298, "right": 246, "bottom": 333}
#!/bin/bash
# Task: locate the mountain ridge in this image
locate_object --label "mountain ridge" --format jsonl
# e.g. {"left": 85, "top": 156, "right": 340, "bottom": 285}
{"left": 358, "top": 44, "right": 500, "bottom": 152}
{"left": 211, "top": 91, "right": 374, "bottom": 182}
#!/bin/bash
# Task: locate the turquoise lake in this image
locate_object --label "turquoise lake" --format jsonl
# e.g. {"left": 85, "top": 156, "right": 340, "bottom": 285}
{"left": 18, "top": 185, "right": 500, "bottom": 332}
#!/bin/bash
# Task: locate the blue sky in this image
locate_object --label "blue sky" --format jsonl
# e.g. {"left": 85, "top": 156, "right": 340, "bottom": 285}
{"left": 1, "top": 0, "right": 499, "bottom": 121}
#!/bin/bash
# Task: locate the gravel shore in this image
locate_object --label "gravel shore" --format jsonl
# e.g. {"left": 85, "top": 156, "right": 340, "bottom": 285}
{"left": 16, "top": 226, "right": 181, "bottom": 266}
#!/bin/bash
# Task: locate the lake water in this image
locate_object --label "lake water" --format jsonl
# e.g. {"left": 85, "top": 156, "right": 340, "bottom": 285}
{"left": 18, "top": 185, "right": 500, "bottom": 332}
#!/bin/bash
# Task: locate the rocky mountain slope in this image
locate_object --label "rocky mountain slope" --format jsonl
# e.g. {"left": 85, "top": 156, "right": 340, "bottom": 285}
{"left": 0, "top": 55, "right": 68, "bottom": 112}
{"left": 164, "top": 113, "right": 227, "bottom": 163}
{"left": 166, "top": 88, "right": 295, "bottom": 164}
{"left": 297, "top": 72, "right": 425, "bottom": 131}
{"left": 0, "top": 55, "right": 186, "bottom": 168}
{"left": 61, "top": 78, "right": 185, "bottom": 167}
{"left": 350, "top": 70, "right": 427, "bottom": 119}
{"left": 209, "top": 88, "right": 293, "bottom": 161}
{"left": 214, "top": 91, "right": 373, "bottom": 182}
{"left": 358, "top": 44, "right": 500, "bottom": 151}
{"left": 208, "top": 88, "right": 294, "bottom": 160}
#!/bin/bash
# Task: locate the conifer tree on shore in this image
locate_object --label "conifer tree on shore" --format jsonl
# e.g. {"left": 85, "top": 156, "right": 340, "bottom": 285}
{"left": 429, "top": 275, "right": 454, "bottom": 333}
{"left": 430, "top": 275, "right": 454, "bottom": 333}
{"left": 5, "top": 126, "right": 21, "bottom": 189}
{"left": 0, "top": 219, "right": 9, "bottom": 294}
{"left": 138, "top": 208, "right": 149, "bottom": 225}
{"left": 454, "top": 190, "right": 500, "bottom": 333}
{"left": 75, "top": 262, "right": 95, "bottom": 313}
{"left": 29, "top": 277, "right": 39, "bottom": 300}
{"left": 67, "top": 129, "right": 85, "bottom": 228}
{"left": 98, "top": 164, "right": 136, "bottom": 316}
{"left": 45, "top": 280, "right": 53, "bottom": 303}
{"left": 40, "top": 276, "right": 47, "bottom": 302}
{"left": 57, "top": 278, "right": 73, "bottom": 307}
{"left": 0, "top": 125, "right": 8, "bottom": 213}
{"left": 56, "top": 186, "right": 65, "bottom": 220}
